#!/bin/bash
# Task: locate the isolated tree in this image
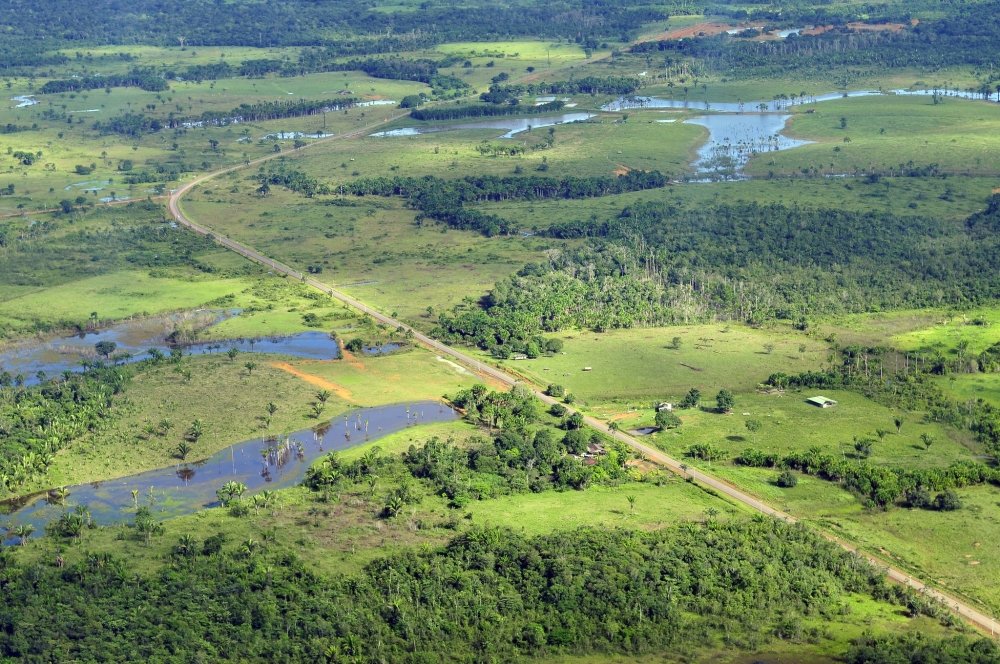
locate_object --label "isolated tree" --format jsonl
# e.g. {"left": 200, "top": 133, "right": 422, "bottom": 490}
{"left": 12, "top": 523, "right": 34, "bottom": 546}
{"left": 920, "top": 433, "right": 935, "bottom": 451}
{"left": 745, "top": 418, "right": 762, "bottom": 442}
{"left": 776, "top": 470, "right": 798, "bottom": 488}
{"left": 226, "top": 347, "right": 240, "bottom": 361}
{"left": 655, "top": 409, "right": 681, "bottom": 430}
{"left": 185, "top": 419, "right": 204, "bottom": 443}
{"left": 216, "top": 481, "right": 247, "bottom": 506}
{"left": 670, "top": 336, "right": 682, "bottom": 349}
{"left": 679, "top": 388, "right": 701, "bottom": 409}
{"left": 894, "top": 416, "right": 904, "bottom": 434}
{"left": 545, "top": 384, "right": 566, "bottom": 398}
{"left": 854, "top": 437, "right": 873, "bottom": 458}
{"left": 626, "top": 494, "right": 637, "bottom": 514}
{"left": 174, "top": 440, "right": 193, "bottom": 461}
{"left": 95, "top": 340, "right": 117, "bottom": 358}
{"left": 316, "top": 389, "right": 332, "bottom": 404}
{"left": 244, "top": 360, "right": 257, "bottom": 375}
{"left": 716, "top": 390, "right": 735, "bottom": 413}
{"left": 133, "top": 506, "right": 164, "bottom": 545}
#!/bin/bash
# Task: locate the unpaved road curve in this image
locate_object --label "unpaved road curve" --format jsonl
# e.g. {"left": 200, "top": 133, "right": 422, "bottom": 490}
{"left": 168, "top": 114, "right": 1000, "bottom": 639}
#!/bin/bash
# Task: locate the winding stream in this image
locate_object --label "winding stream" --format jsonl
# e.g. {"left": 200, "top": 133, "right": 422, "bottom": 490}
{"left": 1, "top": 401, "right": 457, "bottom": 543}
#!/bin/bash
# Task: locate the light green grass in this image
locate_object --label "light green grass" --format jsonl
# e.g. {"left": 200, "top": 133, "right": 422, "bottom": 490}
{"left": 0, "top": 270, "right": 248, "bottom": 330}
{"left": 638, "top": 389, "right": 973, "bottom": 469}
{"left": 750, "top": 95, "right": 1000, "bottom": 177}
{"left": 180, "top": 184, "right": 554, "bottom": 325}
{"left": 499, "top": 323, "right": 829, "bottom": 405}
{"left": 467, "top": 479, "right": 745, "bottom": 535}
{"left": 892, "top": 305, "right": 1000, "bottom": 354}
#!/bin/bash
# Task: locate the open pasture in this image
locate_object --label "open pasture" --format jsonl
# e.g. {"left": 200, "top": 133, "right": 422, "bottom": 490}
{"left": 750, "top": 94, "right": 1000, "bottom": 177}
{"left": 180, "top": 182, "right": 558, "bottom": 324}
{"left": 499, "top": 323, "right": 830, "bottom": 406}
{"left": 472, "top": 174, "right": 997, "bottom": 231}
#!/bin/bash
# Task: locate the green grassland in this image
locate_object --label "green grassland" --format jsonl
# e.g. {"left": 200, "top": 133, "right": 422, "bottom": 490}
{"left": 499, "top": 323, "right": 830, "bottom": 404}
{"left": 436, "top": 39, "right": 610, "bottom": 91}
{"left": 750, "top": 94, "right": 1000, "bottom": 177}
{"left": 709, "top": 464, "right": 1000, "bottom": 614}
{"left": 892, "top": 306, "right": 1000, "bottom": 355}
{"left": 0, "top": 71, "right": 418, "bottom": 212}
{"left": 241, "top": 109, "right": 699, "bottom": 182}
{"left": 471, "top": 175, "right": 998, "bottom": 231}
{"left": 483, "top": 321, "right": 1000, "bottom": 613}
{"left": 180, "top": 183, "right": 557, "bottom": 324}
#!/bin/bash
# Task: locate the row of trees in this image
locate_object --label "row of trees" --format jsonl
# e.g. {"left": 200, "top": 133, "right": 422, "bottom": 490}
{"left": 39, "top": 67, "right": 167, "bottom": 94}
{"left": 94, "top": 96, "right": 361, "bottom": 137}
{"left": 411, "top": 100, "right": 566, "bottom": 121}
{"left": 480, "top": 76, "right": 642, "bottom": 104}
{"left": 343, "top": 170, "right": 667, "bottom": 238}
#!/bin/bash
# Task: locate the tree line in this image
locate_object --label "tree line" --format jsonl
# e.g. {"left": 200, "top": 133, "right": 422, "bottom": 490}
{"left": 411, "top": 100, "right": 566, "bottom": 121}
{"left": 480, "top": 76, "right": 642, "bottom": 104}
{"left": 94, "top": 97, "right": 361, "bottom": 136}
{"left": 39, "top": 68, "right": 168, "bottom": 94}
{"left": 342, "top": 171, "right": 667, "bottom": 236}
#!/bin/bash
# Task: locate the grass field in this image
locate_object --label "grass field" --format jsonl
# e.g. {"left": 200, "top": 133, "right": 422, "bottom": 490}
{"left": 473, "top": 175, "right": 998, "bottom": 231}
{"left": 0, "top": 71, "right": 418, "bottom": 212}
{"left": 180, "top": 184, "right": 557, "bottom": 324}
{"left": 500, "top": 323, "right": 830, "bottom": 405}
{"left": 751, "top": 94, "right": 1000, "bottom": 177}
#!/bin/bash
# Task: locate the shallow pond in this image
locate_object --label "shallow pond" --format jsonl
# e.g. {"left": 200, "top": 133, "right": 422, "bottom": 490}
{"left": 0, "top": 311, "right": 352, "bottom": 386}
{"left": 371, "top": 112, "right": 595, "bottom": 139}
{"left": 0, "top": 401, "right": 457, "bottom": 543}
{"left": 603, "top": 89, "right": 882, "bottom": 113}
{"left": 685, "top": 113, "right": 809, "bottom": 179}
{"left": 262, "top": 131, "right": 333, "bottom": 140}
{"left": 10, "top": 95, "right": 37, "bottom": 108}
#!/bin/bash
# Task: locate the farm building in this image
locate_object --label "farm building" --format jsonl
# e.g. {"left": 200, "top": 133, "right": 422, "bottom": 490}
{"left": 806, "top": 396, "right": 838, "bottom": 408}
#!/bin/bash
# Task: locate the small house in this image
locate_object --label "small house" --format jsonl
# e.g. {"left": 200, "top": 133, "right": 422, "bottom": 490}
{"left": 806, "top": 396, "right": 838, "bottom": 408}
{"left": 656, "top": 402, "right": 673, "bottom": 412}
{"left": 582, "top": 366, "right": 592, "bottom": 372}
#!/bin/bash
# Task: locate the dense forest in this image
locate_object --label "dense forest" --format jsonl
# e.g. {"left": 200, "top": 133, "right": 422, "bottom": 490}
{"left": 434, "top": 195, "right": 1000, "bottom": 354}
{"left": 0, "top": 518, "right": 973, "bottom": 661}
{"left": 635, "top": 1, "right": 1000, "bottom": 77}
{"left": 0, "top": 0, "right": 666, "bottom": 54}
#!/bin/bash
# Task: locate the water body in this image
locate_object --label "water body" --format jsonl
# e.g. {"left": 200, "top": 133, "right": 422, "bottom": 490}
{"left": 262, "top": 131, "right": 334, "bottom": 140}
{"left": 603, "top": 90, "right": 883, "bottom": 113}
{"left": 10, "top": 95, "right": 37, "bottom": 108}
{"left": 371, "top": 113, "right": 595, "bottom": 139}
{"left": 686, "top": 113, "right": 810, "bottom": 179}
{"left": 0, "top": 311, "right": 347, "bottom": 386}
{"left": 0, "top": 401, "right": 457, "bottom": 544}
{"left": 63, "top": 179, "right": 112, "bottom": 192}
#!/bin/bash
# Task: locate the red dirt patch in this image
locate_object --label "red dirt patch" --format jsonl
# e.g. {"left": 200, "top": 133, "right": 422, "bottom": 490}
{"left": 613, "top": 164, "right": 631, "bottom": 177}
{"left": 269, "top": 361, "right": 354, "bottom": 402}
{"left": 337, "top": 339, "right": 366, "bottom": 372}
{"left": 639, "top": 21, "right": 747, "bottom": 43}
